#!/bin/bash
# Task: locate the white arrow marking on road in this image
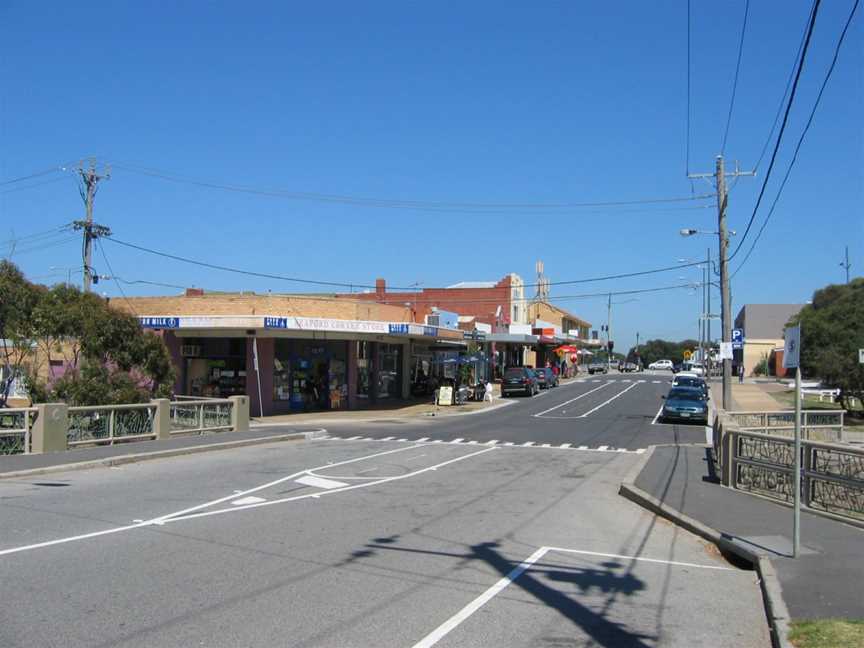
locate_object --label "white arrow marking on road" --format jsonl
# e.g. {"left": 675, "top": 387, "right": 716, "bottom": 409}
{"left": 560, "top": 443, "right": 572, "bottom": 448}
{"left": 380, "top": 436, "right": 395, "bottom": 441}
{"left": 346, "top": 436, "right": 362, "bottom": 440}
{"left": 486, "top": 439, "right": 498, "bottom": 445}
{"left": 417, "top": 437, "right": 430, "bottom": 442}
{"left": 295, "top": 475, "right": 350, "bottom": 490}
{"left": 232, "top": 496, "right": 267, "bottom": 505}
{"left": 451, "top": 438, "right": 464, "bottom": 444}
{"left": 598, "top": 445, "right": 609, "bottom": 451}
{"left": 522, "top": 441, "right": 535, "bottom": 447}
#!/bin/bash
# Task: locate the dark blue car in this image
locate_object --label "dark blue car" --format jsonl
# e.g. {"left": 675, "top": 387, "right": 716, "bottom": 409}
{"left": 661, "top": 386, "right": 709, "bottom": 424}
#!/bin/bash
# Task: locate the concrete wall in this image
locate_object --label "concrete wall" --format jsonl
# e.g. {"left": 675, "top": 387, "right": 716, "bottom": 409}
{"left": 742, "top": 339, "right": 781, "bottom": 376}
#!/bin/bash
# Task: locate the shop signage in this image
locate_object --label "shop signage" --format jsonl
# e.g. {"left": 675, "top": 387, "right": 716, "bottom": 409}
{"left": 405, "top": 324, "right": 438, "bottom": 337}
{"left": 437, "top": 385, "right": 453, "bottom": 406}
{"left": 389, "top": 323, "right": 409, "bottom": 335}
{"left": 139, "top": 316, "right": 179, "bottom": 329}
{"left": 463, "top": 330, "right": 486, "bottom": 341}
{"left": 264, "top": 317, "right": 289, "bottom": 329}
{"left": 181, "top": 316, "right": 262, "bottom": 329}
{"left": 293, "top": 317, "right": 389, "bottom": 334}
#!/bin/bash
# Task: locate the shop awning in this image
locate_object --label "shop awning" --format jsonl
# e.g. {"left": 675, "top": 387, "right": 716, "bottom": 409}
{"left": 485, "top": 333, "right": 539, "bottom": 345}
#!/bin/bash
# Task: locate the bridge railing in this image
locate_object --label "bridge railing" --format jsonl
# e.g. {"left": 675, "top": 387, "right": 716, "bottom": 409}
{"left": 0, "top": 407, "right": 37, "bottom": 455}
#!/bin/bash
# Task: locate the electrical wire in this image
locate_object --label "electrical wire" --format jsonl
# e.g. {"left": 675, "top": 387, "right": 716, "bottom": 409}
{"left": 733, "top": 0, "right": 860, "bottom": 278}
{"left": 111, "top": 162, "right": 714, "bottom": 212}
{"left": 728, "top": 0, "right": 821, "bottom": 262}
{"left": 721, "top": 0, "right": 750, "bottom": 155}
{"left": 5, "top": 235, "right": 79, "bottom": 257}
{"left": 0, "top": 224, "right": 73, "bottom": 247}
{"left": 97, "top": 239, "right": 138, "bottom": 315}
{"left": 0, "top": 175, "right": 75, "bottom": 195}
{"left": 104, "top": 236, "right": 709, "bottom": 292}
{"left": 0, "top": 164, "right": 70, "bottom": 187}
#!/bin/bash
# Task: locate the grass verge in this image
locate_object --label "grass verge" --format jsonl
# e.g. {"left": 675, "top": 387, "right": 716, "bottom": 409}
{"left": 789, "top": 618, "right": 864, "bottom": 648}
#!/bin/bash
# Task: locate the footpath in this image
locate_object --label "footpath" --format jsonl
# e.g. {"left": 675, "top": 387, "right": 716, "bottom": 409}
{"left": 622, "top": 380, "right": 863, "bottom": 646}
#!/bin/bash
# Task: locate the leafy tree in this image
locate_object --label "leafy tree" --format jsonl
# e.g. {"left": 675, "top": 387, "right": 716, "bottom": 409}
{"left": 0, "top": 261, "right": 44, "bottom": 406}
{"left": 790, "top": 278, "right": 864, "bottom": 414}
{"left": 628, "top": 338, "right": 699, "bottom": 366}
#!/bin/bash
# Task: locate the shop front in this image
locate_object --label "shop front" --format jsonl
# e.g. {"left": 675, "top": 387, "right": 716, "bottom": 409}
{"left": 180, "top": 337, "right": 249, "bottom": 398}
{"left": 272, "top": 339, "right": 349, "bottom": 413}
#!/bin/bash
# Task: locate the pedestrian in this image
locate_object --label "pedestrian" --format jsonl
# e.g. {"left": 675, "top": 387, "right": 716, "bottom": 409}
{"left": 738, "top": 364, "right": 744, "bottom": 384}
{"left": 484, "top": 381, "right": 493, "bottom": 402}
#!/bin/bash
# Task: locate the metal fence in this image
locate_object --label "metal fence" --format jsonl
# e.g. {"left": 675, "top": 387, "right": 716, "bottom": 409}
{"left": 67, "top": 403, "right": 157, "bottom": 447}
{"left": 727, "top": 410, "right": 846, "bottom": 443}
{"left": 719, "top": 424, "right": 864, "bottom": 523}
{"left": 169, "top": 399, "right": 233, "bottom": 435}
{"left": 0, "top": 408, "right": 36, "bottom": 455}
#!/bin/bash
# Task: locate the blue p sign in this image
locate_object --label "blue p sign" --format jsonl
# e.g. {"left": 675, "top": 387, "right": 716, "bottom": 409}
{"left": 732, "top": 329, "right": 744, "bottom": 349}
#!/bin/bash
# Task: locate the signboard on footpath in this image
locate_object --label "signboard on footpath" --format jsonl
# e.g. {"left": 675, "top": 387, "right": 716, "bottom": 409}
{"left": 783, "top": 325, "right": 801, "bottom": 369}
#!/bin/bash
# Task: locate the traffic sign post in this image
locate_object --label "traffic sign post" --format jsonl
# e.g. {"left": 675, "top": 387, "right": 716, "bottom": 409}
{"left": 784, "top": 324, "right": 802, "bottom": 558}
{"left": 683, "top": 350, "right": 692, "bottom": 361}
{"left": 732, "top": 328, "right": 744, "bottom": 350}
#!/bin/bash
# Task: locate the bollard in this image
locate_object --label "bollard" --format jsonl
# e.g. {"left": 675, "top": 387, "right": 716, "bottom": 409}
{"left": 151, "top": 399, "right": 171, "bottom": 440}
{"left": 31, "top": 403, "right": 69, "bottom": 454}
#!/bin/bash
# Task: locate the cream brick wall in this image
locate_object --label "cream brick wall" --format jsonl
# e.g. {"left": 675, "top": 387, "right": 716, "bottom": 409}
{"left": 112, "top": 294, "right": 413, "bottom": 322}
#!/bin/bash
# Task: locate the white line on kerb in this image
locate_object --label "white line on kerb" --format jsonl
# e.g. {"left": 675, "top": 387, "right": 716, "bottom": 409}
{"left": 411, "top": 545, "right": 732, "bottom": 647}
{"left": 577, "top": 382, "right": 639, "bottom": 418}
{"left": 651, "top": 404, "right": 664, "bottom": 425}
{"left": 533, "top": 382, "right": 612, "bottom": 417}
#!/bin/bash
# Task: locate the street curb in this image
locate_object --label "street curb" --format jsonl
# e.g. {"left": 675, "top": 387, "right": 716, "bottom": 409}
{"left": 618, "top": 477, "right": 793, "bottom": 648}
{"left": 0, "top": 429, "right": 326, "bottom": 481}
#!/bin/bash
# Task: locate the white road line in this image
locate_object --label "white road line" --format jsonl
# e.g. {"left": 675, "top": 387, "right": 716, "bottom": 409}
{"left": 397, "top": 438, "right": 408, "bottom": 442}
{"left": 165, "top": 446, "right": 499, "bottom": 523}
{"left": 541, "top": 443, "right": 551, "bottom": 448}
{"left": 451, "top": 438, "right": 464, "bottom": 444}
{"left": 533, "top": 382, "right": 612, "bottom": 417}
{"left": 578, "top": 445, "right": 588, "bottom": 450}
{"left": 416, "top": 437, "right": 430, "bottom": 442}
{"left": 380, "top": 436, "right": 395, "bottom": 441}
{"left": 545, "top": 546, "right": 735, "bottom": 571}
{"left": 295, "top": 475, "right": 350, "bottom": 490}
{"left": 346, "top": 436, "right": 362, "bottom": 440}
{"left": 598, "top": 445, "right": 609, "bottom": 451}
{"left": 577, "top": 382, "right": 639, "bottom": 418}
{"left": 651, "top": 404, "right": 664, "bottom": 425}
{"left": 652, "top": 380, "right": 662, "bottom": 384}
{"left": 622, "top": 379, "right": 631, "bottom": 383}
{"left": 635, "top": 449, "right": 646, "bottom": 454}
{"left": 591, "top": 379, "right": 601, "bottom": 383}
{"left": 412, "top": 547, "right": 549, "bottom": 648}
{"left": 560, "top": 443, "right": 571, "bottom": 448}
{"left": 467, "top": 440, "right": 478, "bottom": 445}
{"left": 486, "top": 440, "right": 498, "bottom": 445}
{"left": 412, "top": 545, "right": 732, "bottom": 647}
{"left": 503, "top": 442, "right": 514, "bottom": 446}
{"left": 522, "top": 441, "right": 535, "bottom": 447}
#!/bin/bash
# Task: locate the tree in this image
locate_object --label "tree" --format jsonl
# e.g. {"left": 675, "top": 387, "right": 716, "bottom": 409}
{"left": 0, "top": 261, "right": 43, "bottom": 406}
{"left": 1, "top": 260, "right": 175, "bottom": 406}
{"left": 791, "top": 278, "right": 864, "bottom": 414}
{"left": 628, "top": 338, "right": 699, "bottom": 366}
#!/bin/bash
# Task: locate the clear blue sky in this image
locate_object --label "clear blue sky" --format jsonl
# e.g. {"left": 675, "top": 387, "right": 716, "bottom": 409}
{"left": 1, "top": 1, "right": 861, "bottom": 350}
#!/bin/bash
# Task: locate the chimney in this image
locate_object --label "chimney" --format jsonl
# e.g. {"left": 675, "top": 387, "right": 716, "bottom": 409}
{"left": 185, "top": 288, "right": 205, "bottom": 297}
{"left": 375, "top": 278, "right": 386, "bottom": 299}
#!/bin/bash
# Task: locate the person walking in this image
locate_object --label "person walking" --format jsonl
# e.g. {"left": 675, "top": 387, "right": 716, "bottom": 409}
{"left": 738, "top": 364, "right": 744, "bottom": 384}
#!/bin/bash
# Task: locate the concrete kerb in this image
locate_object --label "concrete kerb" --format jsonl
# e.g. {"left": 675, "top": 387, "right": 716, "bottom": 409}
{"left": 0, "top": 429, "right": 328, "bottom": 481}
{"left": 618, "top": 446, "right": 793, "bottom": 648}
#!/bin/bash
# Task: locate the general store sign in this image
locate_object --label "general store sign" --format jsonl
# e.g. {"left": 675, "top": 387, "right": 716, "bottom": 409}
{"left": 139, "top": 317, "right": 179, "bottom": 329}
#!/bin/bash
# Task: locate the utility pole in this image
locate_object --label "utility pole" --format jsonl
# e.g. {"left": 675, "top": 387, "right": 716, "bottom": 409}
{"left": 72, "top": 160, "right": 111, "bottom": 292}
{"left": 707, "top": 247, "right": 712, "bottom": 372}
{"left": 688, "top": 155, "right": 755, "bottom": 409}
{"left": 840, "top": 246, "right": 851, "bottom": 284}
{"left": 606, "top": 292, "right": 612, "bottom": 371}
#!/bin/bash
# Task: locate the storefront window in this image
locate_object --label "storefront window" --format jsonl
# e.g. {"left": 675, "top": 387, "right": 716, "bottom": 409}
{"left": 273, "top": 339, "right": 348, "bottom": 411}
{"left": 357, "top": 341, "right": 372, "bottom": 399}
{"left": 378, "top": 343, "right": 402, "bottom": 399}
{"left": 184, "top": 337, "right": 247, "bottom": 398}
{"left": 273, "top": 340, "right": 292, "bottom": 403}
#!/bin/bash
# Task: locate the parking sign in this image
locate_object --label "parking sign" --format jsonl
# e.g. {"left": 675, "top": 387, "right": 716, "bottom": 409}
{"left": 732, "top": 328, "right": 744, "bottom": 350}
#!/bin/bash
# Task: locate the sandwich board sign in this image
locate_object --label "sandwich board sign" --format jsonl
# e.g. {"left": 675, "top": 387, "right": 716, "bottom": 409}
{"left": 783, "top": 325, "right": 801, "bottom": 369}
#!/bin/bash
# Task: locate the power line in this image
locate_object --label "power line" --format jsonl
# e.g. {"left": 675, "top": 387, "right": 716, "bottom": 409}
{"left": 0, "top": 164, "right": 71, "bottom": 187}
{"left": 105, "top": 235, "right": 708, "bottom": 292}
{"left": 111, "top": 162, "right": 714, "bottom": 212}
{"left": 754, "top": 8, "right": 810, "bottom": 170}
{"left": 728, "top": 0, "right": 822, "bottom": 262}
{"left": 733, "top": 0, "right": 860, "bottom": 277}
{"left": 0, "top": 224, "right": 73, "bottom": 247}
{"left": 721, "top": 0, "right": 750, "bottom": 155}
{"left": 97, "top": 239, "right": 138, "bottom": 315}
{"left": 0, "top": 175, "right": 75, "bottom": 195}
{"left": 5, "top": 235, "right": 80, "bottom": 258}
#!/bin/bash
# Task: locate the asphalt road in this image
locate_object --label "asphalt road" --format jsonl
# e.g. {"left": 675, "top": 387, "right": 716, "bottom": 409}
{"left": 0, "top": 372, "right": 768, "bottom": 647}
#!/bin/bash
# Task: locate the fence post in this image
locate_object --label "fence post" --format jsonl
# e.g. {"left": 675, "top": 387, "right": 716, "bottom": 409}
{"left": 30, "top": 403, "right": 68, "bottom": 454}
{"left": 151, "top": 399, "right": 171, "bottom": 440}
{"left": 229, "top": 395, "right": 250, "bottom": 432}
{"left": 108, "top": 410, "right": 116, "bottom": 445}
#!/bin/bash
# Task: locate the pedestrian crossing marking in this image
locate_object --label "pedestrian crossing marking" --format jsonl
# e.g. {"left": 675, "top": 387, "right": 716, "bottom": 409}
{"left": 317, "top": 435, "right": 646, "bottom": 453}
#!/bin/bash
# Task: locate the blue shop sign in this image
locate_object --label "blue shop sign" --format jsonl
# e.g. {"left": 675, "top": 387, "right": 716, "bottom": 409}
{"left": 389, "top": 323, "right": 409, "bottom": 335}
{"left": 140, "top": 316, "right": 179, "bottom": 329}
{"left": 264, "top": 317, "right": 289, "bottom": 329}
{"left": 423, "top": 326, "right": 437, "bottom": 336}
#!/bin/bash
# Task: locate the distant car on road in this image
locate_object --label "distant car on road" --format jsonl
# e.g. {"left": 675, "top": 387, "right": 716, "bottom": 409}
{"left": 681, "top": 362, "right": 706, "bottom": 377}
{"left": 501, "top": 367, "right": 539, "bottom": 397}
{"left": 648, "top": 359, "right": 673, "bottom": 371}
{"left": 620, "top": 361, "right": 639, "bottom": 373}
{"left": 535, "top": 367, "right": 558, "bottom": 389}
{"left": 661, "top": 386, "right": 709, "bottom": 424}
{"left": 587, "top": 361, "right": 608, "bottom": 375}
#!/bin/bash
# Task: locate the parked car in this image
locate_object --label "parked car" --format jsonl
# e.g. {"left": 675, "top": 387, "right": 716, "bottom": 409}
{"left": 661, "top": 386, "right": 709, "bottom": 424}
{"left": 535, "top": 367, "right": 558, "bottom": 389}
{"left": 672, "top": 374, "right": 709, "bottom": 399}
{"left": 681, "top": 361, "right": 706, "bottom": 377}
{"left": 501, "top": 367, "right": 539, "bottom": 397}
{"left": 587, "top": 361, "right": 608, "bottom": 375}
{"left": 648, "top": 359, "right": 673, "bottom": 371}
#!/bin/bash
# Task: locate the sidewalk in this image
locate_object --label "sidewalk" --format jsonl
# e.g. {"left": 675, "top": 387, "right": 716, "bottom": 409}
{"left": 629, "top": 444, "right": 864, "bottom": 621}
{"left": 731, "top": 381, "right": 785, "bottom": 411}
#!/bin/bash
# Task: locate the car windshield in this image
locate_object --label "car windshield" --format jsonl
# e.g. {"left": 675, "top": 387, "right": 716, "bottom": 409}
{"left": 675, "top": 377, "right": 703, "bottom": 388}
{"left": 504, "top": 369, "right": 525, "bottom": 379}
{"left": 668, "top": 388, "right": 703, "bottom": 401}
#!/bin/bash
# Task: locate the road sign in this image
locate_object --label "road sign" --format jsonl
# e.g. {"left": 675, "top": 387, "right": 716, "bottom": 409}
{"left": 683, "top": 350, "right": 692, "bottom": 360}
{"left": 859, "top": 348, "right": 864, "bottom": 364}
{"left": 783, "top": 325, "right": 801, "bottom": 369}
{"left": 719, "top": 342, "right": 733, "bottom": 360}
{"left": 732, "top": 328, "right": 744, "bottom": 350}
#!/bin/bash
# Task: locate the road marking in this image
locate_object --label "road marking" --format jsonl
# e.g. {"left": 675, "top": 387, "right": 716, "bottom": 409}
{"left": 379, "top": 436, "right": 395, "bottom": 441}
{"left": 167, "top": 447, "right": 499, "bottom": 523}
{"left": 296, "top": 475, "right": 350, "bottom": 490}
{"left": 503, "top": 442, "right": 514, "bottom": 446}
{"left": 637, "top": 380, "right": 646, "bottom": 383}
{"left": 598, "top": 445, "right": 609, "bottom": 451}
{"left": 652, "top": 380, "right": 662, "bottom": 384}
{"left": 577, "top": 382, "right": 639, "bottom": 418}
{"left": 635, "top": 449, "right": 646, "bottom": 454}
{"left": 416, "top": 437, "right": 430, "bottom": 442}
{"left": 467, "top": 440, "right": 478, "bottom": 445}
{"left": 651, "top": 404, "right": 664, "bottom": 425}
{"left": 533, "top": 382, "right": 612, "bottom": 417}
{"left": 346, "top": 436, "right": 362, "bottom": 440}
{"left": 231, "top": 496, "right": 267, "bottom": 505}
{"left": 560, "top": 443, "right": 571, "bottom": 448}
{"left": 486, "top": 439, "right": 498, "bottom": 445}
{"left": 522, "top": 441, "right": 535, "bottom": 447}
{"left": 578, "top": 445, "right": 588, "bottom": 449}
{"left": 591, "top": 379, "right": 601, "bottom": 383}
{"left": 622, "top": 379, "right": 631, "bottom": 383}
{"left": 451, "top": 438, "right": 464, "bottom": 444}
{"left": 397, "top": 438, "right": 408, "bottom": 442}
{"left": 412, "top": 545, "right": 732, "bottom": 647}
{"left": 541, "top": 443, "right": 551, "bottom": 448}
